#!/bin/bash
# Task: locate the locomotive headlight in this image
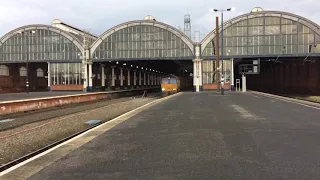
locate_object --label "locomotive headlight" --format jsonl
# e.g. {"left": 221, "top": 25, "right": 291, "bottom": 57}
{"left": 162, "top": 88, "right": 165, "bottom": 91}
{"left": 173, "top": 88, "right": 177, "bottom": 91}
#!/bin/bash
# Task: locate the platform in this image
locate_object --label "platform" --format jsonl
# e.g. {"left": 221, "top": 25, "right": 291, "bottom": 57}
{"left": 0, "top": 88, "right": 159, "bottom": 115}
{"left": 0, "top": 92, "right": 84, "bottom": 102}
{"left": 2, "top": 92, "right": 320, "bottom": 179}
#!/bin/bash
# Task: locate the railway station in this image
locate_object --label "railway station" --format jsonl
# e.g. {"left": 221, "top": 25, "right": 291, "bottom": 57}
{"left": 0, "top": 8, "right": 319, "bottom": 94}
{"left": 1, "top": 7, "right": 320, "bottom": 180}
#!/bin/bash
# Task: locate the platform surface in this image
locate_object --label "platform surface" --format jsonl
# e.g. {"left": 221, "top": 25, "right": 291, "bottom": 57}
{"left": 4, "top": 92, "right": 320, "bottom": 180}
{"left": 0, "top": 92, "right": 84, "bottom": 102}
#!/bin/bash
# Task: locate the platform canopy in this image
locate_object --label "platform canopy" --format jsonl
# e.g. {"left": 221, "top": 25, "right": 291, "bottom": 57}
{"left": 0, "top": 25, "right": 84, "bottom": 63}
{"left": 201, "top": 11, "right": 320, "bottom": 59}
{"left": 90, "top": 20, "right": 195, "bottom": 61}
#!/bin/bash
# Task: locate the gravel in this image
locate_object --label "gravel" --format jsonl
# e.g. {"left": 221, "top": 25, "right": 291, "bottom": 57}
{"left": 0, "top": 95, "right": 161, "bottom": 166}
{"left": 0, "top": 93, "right": 158, "bottom": 131}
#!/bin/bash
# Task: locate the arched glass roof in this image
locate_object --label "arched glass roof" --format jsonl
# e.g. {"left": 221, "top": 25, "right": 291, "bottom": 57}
{"left": 90, "top": 20, "right": 195, "bottom": 61}
{"left": 0, "top": 25, "right": 83, "bottom": 63}
{"left": 201, "top": 11, "right": 320, "bottom": 58}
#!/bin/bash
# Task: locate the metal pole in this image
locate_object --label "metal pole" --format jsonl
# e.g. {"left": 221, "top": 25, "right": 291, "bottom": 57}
{"left": 216, "top": 16, "right": 220, "bottom": 92}
{"left": 221, "top": 11, "right": 224, "bottom": 95}
{"left": 26, "top": 56, "right": 29, "bottom": 94}
{"left": 24, "top": 32, "right": 29, "bottom": 94}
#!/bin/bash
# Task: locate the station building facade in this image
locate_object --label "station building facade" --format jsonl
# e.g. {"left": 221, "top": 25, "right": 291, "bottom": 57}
{"left": 0, "top": 9, "right": 319, "bottom": 93}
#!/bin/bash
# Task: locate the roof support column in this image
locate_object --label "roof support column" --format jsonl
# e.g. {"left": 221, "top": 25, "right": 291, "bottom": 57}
{"left": 193, "top": 42, "right": 203, "bottom": 92}
{"left": 155, "top": 74, "right": 158, "bottom": 86}
{"left": 139, "top": 71, "right": 142, "bottom": 87}
{"left": 230, "top": 58, "right": 235, "bottom": 91}
{"left": 144, "top": 72, "right": 146, "bottom": 86}
{"left": 111, "top": 66, "right": 116, "bottom": 90}
{"left": 47, "top": 62, "right": 51, "bottom": 91}
{"left": 127, "top": 69, "right": 131, "bottom": 89}
{"left": 82, "top": 61, "right": 88, "bottom": 92}
{"left": 158, "top": 74, "right": 161, "bottom": 85}
{"left": 88, "top": 61, "right": 93, "bottom": 92}
{"left": 193, "top": 59, "right": 203, "bottom": 92}
{"left": 134, "top": 70, "right": 137, "bottom": 88}
{"left": 120, "top": 68, "right": 124, "bottom": 90}
{"left": 101, "top": 64, "right": 105, "bottom": 88}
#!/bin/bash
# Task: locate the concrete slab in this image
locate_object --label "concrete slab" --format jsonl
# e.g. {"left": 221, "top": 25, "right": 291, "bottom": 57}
{"left": 2, "top": 92, "right": 320, "bottom": 180}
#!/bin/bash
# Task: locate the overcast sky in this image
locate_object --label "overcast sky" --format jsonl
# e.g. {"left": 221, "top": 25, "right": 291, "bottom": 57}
{"left": 0, "top": 0, "right": 319, "bottom": 40}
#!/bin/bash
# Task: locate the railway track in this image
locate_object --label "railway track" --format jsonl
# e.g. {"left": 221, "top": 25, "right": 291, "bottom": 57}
{"left": 0, "top": 92, "right": 163, "bottom": 172}
{"left": 0, "top": 92, "right": 162, "bottom": 132}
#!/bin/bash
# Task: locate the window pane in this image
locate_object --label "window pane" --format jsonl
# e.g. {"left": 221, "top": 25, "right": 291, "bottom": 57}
{"left": 316, "top": 34, "right": 320, "bottom": 44}
{"left": 265, "top": 26, "right": 280, "bottom": 35}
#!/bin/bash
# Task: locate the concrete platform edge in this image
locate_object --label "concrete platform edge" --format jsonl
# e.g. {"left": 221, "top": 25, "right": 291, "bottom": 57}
{"left": 250, "top": 90, "right": 320, "bottom": 109}
{"left": 0, "top": 88, "right": 159, "bottom": 116}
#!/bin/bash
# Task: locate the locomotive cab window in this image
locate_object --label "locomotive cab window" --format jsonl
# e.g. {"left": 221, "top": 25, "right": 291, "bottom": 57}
{"left": 162, "top": 79, "right": 169, "bottom": 84}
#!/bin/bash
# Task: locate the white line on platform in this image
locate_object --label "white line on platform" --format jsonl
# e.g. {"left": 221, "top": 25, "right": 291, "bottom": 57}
{"left": 230, "top": 105, "right": 255, "bottom": 119}
{"left": 0, "top": 93, "right": 181, "bottom": 178}
{"left": 250, "top": 91, "right": 320, "bottom": 110}
{"left": 229, "top": 104, "right": 263, "bottom": 121}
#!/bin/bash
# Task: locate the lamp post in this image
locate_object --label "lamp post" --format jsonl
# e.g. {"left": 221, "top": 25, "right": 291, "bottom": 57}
{"left": 212, "top": 8, "right": 233, "bottom": 95}
{"left": 20, "top": 30, "right": 35, "bottom": 94}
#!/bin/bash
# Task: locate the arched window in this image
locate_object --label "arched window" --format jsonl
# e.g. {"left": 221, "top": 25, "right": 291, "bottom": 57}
{"left": 0, "top": 65, "right": 9, "bottom": 76}
{"left": 37, "top": 68, "right": 44, "bottom": 77}
{"left": 19, "top": 66, "right": 27, "bottom": 77}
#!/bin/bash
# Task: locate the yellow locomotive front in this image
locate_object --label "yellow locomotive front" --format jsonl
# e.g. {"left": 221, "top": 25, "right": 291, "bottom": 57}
{"left": 161, "top": 75, "right": 180, "bottom": 95}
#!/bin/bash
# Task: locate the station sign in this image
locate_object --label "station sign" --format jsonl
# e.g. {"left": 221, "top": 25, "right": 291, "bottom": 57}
{"left": 239, "top": 59, "right": 260, "bottom": 75}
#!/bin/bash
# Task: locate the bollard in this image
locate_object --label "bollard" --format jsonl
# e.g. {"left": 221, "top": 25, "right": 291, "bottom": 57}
{"left": 242, "top": 74, "right": 247, "bottom": 92}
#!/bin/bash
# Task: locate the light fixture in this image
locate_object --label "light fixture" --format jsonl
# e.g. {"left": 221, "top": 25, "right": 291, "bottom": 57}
{"left": 211, "top": 7, "right": 234, "bottom": 96}
{"left": 123, "top": 63, "right": 126, "bottom": 66}
{"left": 116, "top": 61, "right": 119, "bottom": 64}
{"left": 109, "top": 61, "right": 111, "bottom": 62}
{"left": 131, "top": 65, "right": 133, "bottom": 67}
{"left": 136, "top": 66, "right": 139, "bottom": 68}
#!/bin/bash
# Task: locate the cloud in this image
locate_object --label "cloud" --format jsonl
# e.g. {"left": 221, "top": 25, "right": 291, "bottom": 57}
{"left": 0, "top": 0, "right": 319, "bottom": 40}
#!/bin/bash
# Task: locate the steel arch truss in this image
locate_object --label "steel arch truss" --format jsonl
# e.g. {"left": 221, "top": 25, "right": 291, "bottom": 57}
{"left": 201, "top": 11, "right": 320, "bottom": 57}
{"left": 0, "top": 25, "right": 84, "bottom": 63}
{"left": 90, "top": 20, "right": 195, "bottom": 61}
